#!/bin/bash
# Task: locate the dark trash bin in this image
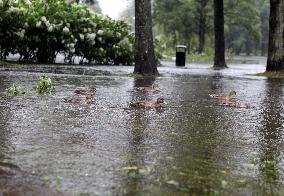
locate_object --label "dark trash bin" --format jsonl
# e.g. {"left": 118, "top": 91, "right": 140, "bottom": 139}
{"left": 176, "top": 45, "right": 187, "bottom": 67}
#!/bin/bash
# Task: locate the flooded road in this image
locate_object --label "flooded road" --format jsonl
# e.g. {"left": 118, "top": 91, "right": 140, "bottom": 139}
{"left": 0, "top": 63, "right": 284, "bottom": 195}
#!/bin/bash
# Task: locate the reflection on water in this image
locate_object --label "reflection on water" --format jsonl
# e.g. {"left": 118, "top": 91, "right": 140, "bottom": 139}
{"left": 0, "top": 76, "right": 15, "bottom": 162}
{"left": 0, "top": 65, "right": 283, "bottom": 195}
{"left": 257, "top": 78, "right": 284, "bottom": 195}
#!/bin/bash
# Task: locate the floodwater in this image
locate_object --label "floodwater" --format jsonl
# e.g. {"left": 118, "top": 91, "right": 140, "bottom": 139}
{"left": 0, "top": 63, "right": 284, "bottom": 195}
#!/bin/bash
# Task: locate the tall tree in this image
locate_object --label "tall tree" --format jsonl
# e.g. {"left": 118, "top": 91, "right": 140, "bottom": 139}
{"left": 77, "top": 0, "right": 102, "bottom": 13}
{"left": 120, "top": 0, "right": 135, "bottom": 31}
{"left": 266, "top": 0, "right": 284, "bottom": 71}
{"left": 196, "top": 0, "right": 210, "bottom": 53}
{"left": 153, "top": 0, "right": 266, "bottom": 57}
{"left": 85, "top": 0, "right": 101, "bottom": 13}
{"left": 257, "top": 0, "right": 269, "bottom": 56}
{"left": 134, "top": 0, "right": 158, "bottom": 76}
{"left": 153, "top": 0, "right": 209, "bottom": 53}
{"left": 225, "top": 0, "right": 261, "bottom": 56}
{"left": 214, "top": 0, "right": 227, "bottom": 68}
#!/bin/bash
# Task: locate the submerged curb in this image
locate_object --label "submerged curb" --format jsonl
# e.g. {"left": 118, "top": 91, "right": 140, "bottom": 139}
{"left": 0, "top": 165, "right": 64, "bottom": 196}
{"left": 0, "top": 63, "right": 112, "bottom": 76}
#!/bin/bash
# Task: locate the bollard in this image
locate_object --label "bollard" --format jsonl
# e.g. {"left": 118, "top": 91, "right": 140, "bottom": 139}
{"left": 176, "top": 45, "right": 187, "bottom": 67}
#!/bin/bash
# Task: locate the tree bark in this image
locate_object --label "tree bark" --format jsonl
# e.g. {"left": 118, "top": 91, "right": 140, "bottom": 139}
{"left": 197, "top": 0, "right": 208, "bottom": 54}
{"left": 198, "top": 18, "right": 206, "bottom": 54}
{"left": 266, "top": 0, "right": 284, "bottom": 71}
{"left": 213, "top": 0, "right": 227, "bottom": 68}
{"left": 134, "top": 0, "right": 158, "bottom": 76}
{"left": 261, "top": 41, "right": 267, "bottom": 56}
{"left": 245, "top": 40, "right": 251, "bottom": 56}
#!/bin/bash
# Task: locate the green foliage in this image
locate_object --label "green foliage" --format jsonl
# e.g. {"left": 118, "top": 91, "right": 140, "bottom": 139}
{"left": 0, "top": 0, "right": 134, "bottom": 65}
{"left": 187, "top": 48, "right": 214, "bottom": 63}
{"left": 33, "top": 76, "right": 56, "bottom": 95}
{"left": 254, "top": 71, "right": 284, "bottom": 78}
{"left": 119, "top": 0, "right": 135, "bottom": 31}
{"left": 5, "top": 84, "right": 26, "bottom": 95}
{"left": 153, "top": 0, "right": 211, "bottom": 54}
{"left": 225, "top": 0, "right": 261, "bottom": 55}
{"left": 153, "top": 0, "right": 265, "bottom": 57}
{"left": 118, "top": 165, "right": 151, "bottom": 176}
{"left": 0, "top": 0, "right": 27, "bottom": 60}
{"left": 257, "top": 0, "right": 269, "bottom": 55}
{"left": 154, "top": 0, "right": 196, "bottom": 44}
{"left": 81, "top": 0, "right": 101, "bottom": 13}
{"left": 126, "top": 73, "right": 143, "bottom": 78}
{"left": 154, "top": 38, "right": 164, "bottom": 65}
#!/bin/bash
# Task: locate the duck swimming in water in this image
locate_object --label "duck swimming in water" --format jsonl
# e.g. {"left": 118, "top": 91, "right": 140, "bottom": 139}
{"left": 221, "top": 101, "right": 254, "bottom": 109}
{"left": 209, "top": 91, "right": 236, "bottom": 101}
{"left": 74, "top": 88, "right": 96, "bottom": 97}
{"left": 63, "top": 94, "right": 94, "bottom": 105}
{"left": 136, "top": 84, "right": 160, "bottom": 93}
{"left": 129, "top": 98, "right": 165, "bottom": 109}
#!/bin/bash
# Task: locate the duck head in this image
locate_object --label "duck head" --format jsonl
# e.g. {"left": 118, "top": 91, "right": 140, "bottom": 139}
{"left": 86, "top": 94, "right": 95, "bottom": 100}
{"left": 90, "top": 87, "right": 96, "bottom": 92}
{"left": 152, "top": 84, "right": 161, "bottom": 91}
{"left": 229, "top": 91, "right": 236, "bottom": 97}
{"left": 156, "top": 98, "right": 164, "bottom": 104}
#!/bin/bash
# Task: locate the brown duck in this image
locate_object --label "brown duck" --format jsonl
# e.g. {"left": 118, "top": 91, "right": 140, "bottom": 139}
{"left": 209, "top": 91, "right": 236, "bottom": 101}
{"left": 129, "top": 98, "right": 165, "bottom": 109}
{"left": 136, "top": 84, "right": 160, "bottom": 93}
{"left": 63, "top": 94, "right": 94, "bottom": 105}
{"left": 74, "top": 88, "right": 96, "bottom": 97}
{"left": 221, "top": 101, "right": 254, "bottom": 109}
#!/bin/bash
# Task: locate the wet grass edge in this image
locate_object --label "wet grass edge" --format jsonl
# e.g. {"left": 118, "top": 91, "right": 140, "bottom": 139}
{"left": 0, "top": 60, "right": 25, "bottom": 68}
{"left": 248, "top": 71, "right": 284, "bottom": 78}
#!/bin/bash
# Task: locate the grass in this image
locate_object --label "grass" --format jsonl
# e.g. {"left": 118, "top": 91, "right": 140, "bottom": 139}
{"left": 253, "top": 71, "right": 284, "bottom": 78}
{"left": 126, "top": 73, "right": 143, "bottom": 78}
{"left": 161, "top": 49, "right": 215, "bottom": 64}
{"left": 33, "top": 76, "right": 56, "bottom": 94}
{"left": 125, "top": 72, "right": 164, "bottom": 78}
{"left": 4, "top": 76, "right": 56, "bottom": 96}
{"left": 0, "top": 60, "right": 24, "bottom": 68}
{"left": 187, "top": 53, "right": 213, "bottom": 63}
{"left": 5, "top": 84, "right": 26, "bottom": 95}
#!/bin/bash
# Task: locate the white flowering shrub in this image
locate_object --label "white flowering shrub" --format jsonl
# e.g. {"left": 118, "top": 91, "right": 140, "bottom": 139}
{"left": 0, "top": 0, "right": 26, "bottom": 60}
{"left": 0, "top": 0, "right": 134, "bottom": 65}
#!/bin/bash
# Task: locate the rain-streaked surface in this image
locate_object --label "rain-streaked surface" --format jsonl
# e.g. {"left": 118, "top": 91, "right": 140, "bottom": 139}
{"left": 0, "top": 63, "right": 284, "bottom": 195}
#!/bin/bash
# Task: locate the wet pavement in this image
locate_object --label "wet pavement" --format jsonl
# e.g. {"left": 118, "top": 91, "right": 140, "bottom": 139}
{"left": 0, "top": 62, "right": 284, "bottom": 195}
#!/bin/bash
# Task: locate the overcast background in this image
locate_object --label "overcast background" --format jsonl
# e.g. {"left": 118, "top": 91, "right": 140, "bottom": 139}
{"left": 97, "top": 0, "right": 128, "bottom": 19}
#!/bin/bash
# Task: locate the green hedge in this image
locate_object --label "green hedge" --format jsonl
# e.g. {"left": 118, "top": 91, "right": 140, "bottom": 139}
{"left": 0, "top": 0, "right": 134, "bottom": 65}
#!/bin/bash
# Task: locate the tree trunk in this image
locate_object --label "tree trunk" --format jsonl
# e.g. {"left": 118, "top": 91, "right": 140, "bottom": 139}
{"left": 261, "top": 40, "right": 267, "bottom": 56}
{"left": 245, "top": 40, "right": 251, "bottom": 56}
{"left": 197, "top": 0, "right": 208, "bottom": 54}
{"left": 134, "top": 0, "right": 158, "bottom": 76}
{"left": 266, "top": 0, "right": 284, "bottom": 71}
{"left": 213, "top": 0, "right": 227, "bottom": 68}
{"left": 197, "top": 14, "right": 206, "bottom": 54}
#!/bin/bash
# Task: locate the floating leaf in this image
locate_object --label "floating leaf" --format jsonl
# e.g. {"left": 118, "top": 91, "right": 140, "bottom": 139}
{"left": 166, "top": 180, "right": 179, "bottom": 187}
{"left": 119, "top": 166, "right": 138, "bottom": 172}
{"left": 119, "top": 165, "right": 151, "bottom": 176}
{"left": 237, "top": 179, "right": 246, "bottom": 184}
{"left": 221, "top": 180, "right": 228, "bottom": 188}
{"left": 251, "top": 157, "right": 258, "bottom": 165}
{"left": 5, "top": 84, "right": 26, "bottom": 95}
{"left": 33, "top": 76, "right": 56, "bottom": 95}
{"left": 220, "top": 170, "right": 227, "bottom": 174}
{"left": 138, "top": 166, "right": 151, "bottom": 175}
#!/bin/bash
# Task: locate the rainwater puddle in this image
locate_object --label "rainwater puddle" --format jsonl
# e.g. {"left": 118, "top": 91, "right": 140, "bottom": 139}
{"left": 0, "top": 63, "right": 284, "bottom": 195}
